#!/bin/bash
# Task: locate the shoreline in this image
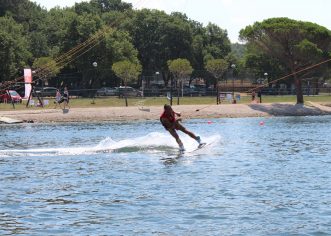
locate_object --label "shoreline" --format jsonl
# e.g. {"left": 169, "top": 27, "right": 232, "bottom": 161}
{"left": 1, "top": 102, "right": 331, "bottom": 124}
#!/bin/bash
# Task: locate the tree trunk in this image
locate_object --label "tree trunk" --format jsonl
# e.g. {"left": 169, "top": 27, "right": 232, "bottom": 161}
{"left": 294, "top": 74, "right": 304, "bottom": 104}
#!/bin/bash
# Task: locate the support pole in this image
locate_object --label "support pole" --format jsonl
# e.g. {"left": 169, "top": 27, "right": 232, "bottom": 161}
{"left": 26, "top": 85, "right": 34, "bottom": 108}
{"left": 6, "top": 90, "right": 15, "bottom": 109}
{"left": 170, "top": 77, "right": 173, "bottom": 106}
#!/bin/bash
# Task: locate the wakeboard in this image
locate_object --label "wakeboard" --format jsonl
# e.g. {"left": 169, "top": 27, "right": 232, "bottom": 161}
{"left": 194, "top": 142, "right": 208, "bottom": 151}
{"left": 179, "top": 142, "right": 209, "bottom": 153}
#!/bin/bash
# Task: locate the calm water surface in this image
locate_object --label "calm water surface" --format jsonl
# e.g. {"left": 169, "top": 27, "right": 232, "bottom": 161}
{"left": 0, "top": 116, "right": 331, "bottom": 235}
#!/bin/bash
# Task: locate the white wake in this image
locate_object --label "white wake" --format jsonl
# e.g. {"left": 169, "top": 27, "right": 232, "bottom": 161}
{"left": 0, "top": 132, "right": 221, "bottom": 157}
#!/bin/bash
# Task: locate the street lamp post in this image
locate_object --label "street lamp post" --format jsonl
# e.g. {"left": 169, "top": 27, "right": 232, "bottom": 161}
{"left": 177, "top": 78, "right": 180, "bottom": 105}
{"left": 257, "top": 72, "right": 268, "bottom": 103}
{"left": 231, "top": 64, "right": 236, "bottom": 103}
{"left": 91, "top": 61, "right": 97, "bottom": 104}
{"left": 169, "top": 75, "right": 173, "bottom": 106}
{"left": 155, "top": 71, "right": 160, "bottom": 79}
{"left": 154, "top": 71, "right": 159, "bottom": 98}
{"left": 141, "top": 75, "right": 144, "bottom": 97}
{"left": 216, "top": 77, "right": 219, "bottom": 105}
{"left": 262, "top": 72, "right": 268, "bottom": 103}
{"left": 264, "top": 72, "right": 268, "bottom": 84}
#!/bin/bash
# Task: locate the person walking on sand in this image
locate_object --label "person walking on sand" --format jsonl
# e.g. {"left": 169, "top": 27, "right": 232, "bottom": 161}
{"left": 160, "top": 104, "right": 201, "bottom": 151}
{"left": 251, "top": 90, "right": 256, "bottom": 102}
{"left": 63, "top": 86, "right": 70, "bottom": 109}
{"left": 54, "top": 89, "right": 63, "bottom": 109}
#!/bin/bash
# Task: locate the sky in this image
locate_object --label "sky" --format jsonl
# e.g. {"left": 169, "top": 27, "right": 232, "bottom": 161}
{"left": 33, "top": 0, "right": 331, "bottom": 43}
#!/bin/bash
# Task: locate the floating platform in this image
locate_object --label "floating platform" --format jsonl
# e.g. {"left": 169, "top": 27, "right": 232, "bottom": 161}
{"left": 0, "top": 116, "right": 23, "bottom": 124}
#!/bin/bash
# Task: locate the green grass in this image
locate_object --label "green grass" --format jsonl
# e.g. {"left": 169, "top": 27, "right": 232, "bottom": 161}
{"left": 1, "top": 94, "right": 331, "bottom": 110}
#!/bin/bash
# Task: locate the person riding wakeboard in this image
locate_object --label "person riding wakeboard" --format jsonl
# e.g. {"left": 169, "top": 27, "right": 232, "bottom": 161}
{"left": 160, "top": 104, "right": 201, "bottom": 151}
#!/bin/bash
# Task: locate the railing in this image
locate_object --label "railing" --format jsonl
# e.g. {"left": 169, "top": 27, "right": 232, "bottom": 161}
{"left": 25, "top": 87, "right": 331, "bottom": 99}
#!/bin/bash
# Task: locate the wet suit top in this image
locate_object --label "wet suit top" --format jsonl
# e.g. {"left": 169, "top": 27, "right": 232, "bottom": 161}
{"left": 160, "top": 111, "right": 176, "bottom": 129}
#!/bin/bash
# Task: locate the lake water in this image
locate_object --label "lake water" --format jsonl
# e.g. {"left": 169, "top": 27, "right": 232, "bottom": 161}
{"left": 0, "top": 116, "right": 331, "bottom": 235}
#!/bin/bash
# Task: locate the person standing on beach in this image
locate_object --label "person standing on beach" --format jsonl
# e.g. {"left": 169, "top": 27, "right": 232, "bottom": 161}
{"left": 63, "top": 86, "right": 70, "bottom": 109}
{"left": 54, "top": 89, "right": 63, "bottom": 109}
{"left": 251, "top": 90, "right": 256, "bottom": 102}
{"left": 160, "top": 104, "right": 201, "bottom": 151}
{"left": 257, "top": 89, "right": 262, "bottom": 103}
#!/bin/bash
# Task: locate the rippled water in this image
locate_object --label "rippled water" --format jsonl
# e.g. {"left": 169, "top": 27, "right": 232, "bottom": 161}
{"left": 0, "top": 116, "right": 331, "bottom": 235}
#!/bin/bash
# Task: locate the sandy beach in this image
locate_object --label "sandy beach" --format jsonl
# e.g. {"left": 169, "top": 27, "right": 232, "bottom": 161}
{"left": 1, "top": 102, "right": 331, "bottom": 123}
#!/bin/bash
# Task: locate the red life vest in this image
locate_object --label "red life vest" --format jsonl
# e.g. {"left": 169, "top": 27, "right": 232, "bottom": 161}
{"left": 160, "top": 111, "right": 175, "bottom": 124}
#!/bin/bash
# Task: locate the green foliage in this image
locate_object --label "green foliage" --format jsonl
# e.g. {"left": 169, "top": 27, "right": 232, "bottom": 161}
{"left": 161, "top": 14, "right": 193, "bottom": 61}
{"left": 0, "top": 0, "right": 231, "bottom": 90}
{"left": 240, "top": 17, "right": 331, "bottom": 68}
{"left": 0, "top": 0, "right": 48, "bottom": 62}
{"left": 33, "top": 57, "right": 61, "bottom": 78}
{"left": 231, "top": 43, "right": 246, "bottom": 59}
{"left": 0, "top": 0, "right": 47, "bottom": 33}
{"left": 44, "top": 8, "right": 77, "bottom": 54}
{"left": 203, "top": 23, "right": 231, "bottom": 62}
{"left": 243, "top": 50, "right": 284, "bottom": 83}
{"left": 205, "top": 59, "right": 228, "bottom": 80}
{"left": 167, "top": 58, "right": 193, "bottom": 80}
{"left": 29, "top": 31, "right": 49, "bottom": 58}
{"left": 0, "top": 0, "right": 26, "bottom": 16}
{"left": 90, "top": 0, "right": 132, "bottom": 13}
{"left": 190, "top": 22, "right": 231, "bottom": 84}
{"left": 128, "top": 9, "right": 193, "bottom": 75}
{"left": 240, "top": 17, "right": 331, "bottom": 103}
{"left": 64, "top": 12, "right": 103, "bottom": 48}
{"left": 105, "top": 30, "right": 140, "bottom": 64}
{"left": 294, "top": 39, "right": 323, "bottom": 62}
{"left": 0, "top": 16, "right": 31, "bottom": 82}
{"left": 77, "top": 13, "right": 102, "bottom": 39}
{"left": 75, "top": 28, "right": 140, "bottom": 88}
{"left": 112, "top": 60, "right": 142, "bottom": 86}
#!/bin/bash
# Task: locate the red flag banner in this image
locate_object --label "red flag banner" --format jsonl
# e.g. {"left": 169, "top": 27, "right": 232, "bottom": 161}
{"left": 24, "top": 69, "right": 32, "bottom": 98}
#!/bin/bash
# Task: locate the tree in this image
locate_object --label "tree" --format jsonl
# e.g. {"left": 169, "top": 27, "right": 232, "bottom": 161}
{"left": 62, "top": 6, "right": 139, "bottom": 88}
{"left": 168, "top": 58, "right": 193, "bottom": 82}
{"left": 231, "top": 43, "right": 246, "bottom": 59}
{"left": 128, "top": 9, "right": 164, "bottom": 73}
{"left": 205, "top": 59, "right": 228, "bottom": 85}
{"left": 90, "top": 0, "right": 132, "bottom": 13}
{"left": 205, "top": 59, "right": 228, "bottom": 81}
{"left": 189, "top": 22, "right": 231, "bottom": 86}
{"left": 167, "top": 58, "right": 193, "bottom": 104}
{"left": 0, "top": 0, "right": 50, "bottom": 60}
{"left": 44, "top": 8, "right": 77, "bottom": 56}
{"left": 240, "top": 17, "right": 331, "bottom": 104}
{"left": 112, "top": 59, "right": 142, "bottom": 106}
{"left": 33, "top": 57, "right": 61, "bottom": 78}
{"left": 205, "top": 59, "right": 228, "bottom": 104}
{"left": 0, "top": 0, "right": 28, "bottom": 16}
{"left": 203, "top": 23, "right": 231, "bottom": 62}
{"left": 0, "top": 16, "right": 31, "bottom": 84}
{"left": 128, "top": 9, "right": 193, "bottom": 86}
{"left": 112, "top": 60, "right": 142, "bottom": 86}
{"left": 86, "top": 29, "right": 140, "bottom": 88}
{"left": 243, "top": 50, "right": 285, "bottom": 84}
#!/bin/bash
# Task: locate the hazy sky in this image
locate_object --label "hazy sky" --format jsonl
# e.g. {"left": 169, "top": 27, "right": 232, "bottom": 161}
{"left": 33, "top": 0, "right": 331, "bottom": 43}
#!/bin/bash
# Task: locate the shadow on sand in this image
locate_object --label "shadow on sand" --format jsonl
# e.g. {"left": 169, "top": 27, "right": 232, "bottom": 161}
{"left": 248, "top": 103, "right": 331, "bottom": 116}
